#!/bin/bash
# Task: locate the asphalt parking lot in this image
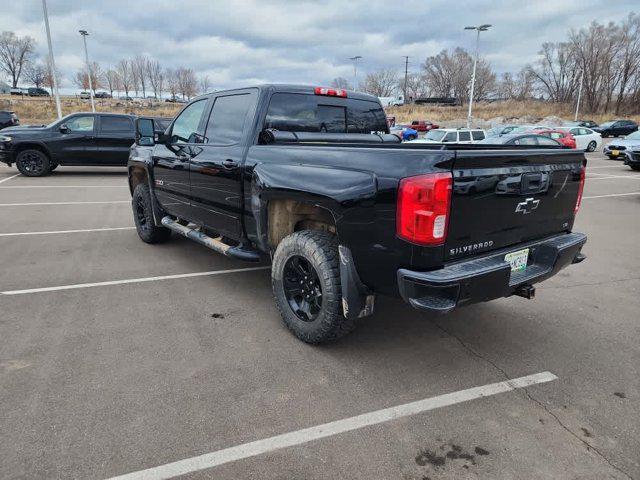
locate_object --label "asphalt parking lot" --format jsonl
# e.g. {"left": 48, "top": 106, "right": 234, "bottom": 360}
{"left": 1, "top": 144, "right": 639, "bottom": 480}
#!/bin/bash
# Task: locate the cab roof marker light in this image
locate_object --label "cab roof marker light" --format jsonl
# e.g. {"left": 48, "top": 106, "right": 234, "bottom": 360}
{"left": 314, "top": 87, "right": 347, "bottom": 98}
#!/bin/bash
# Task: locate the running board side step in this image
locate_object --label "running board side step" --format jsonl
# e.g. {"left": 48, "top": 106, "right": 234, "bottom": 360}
{"left": 161, "top": 216, "right": 261, "bottom": 262}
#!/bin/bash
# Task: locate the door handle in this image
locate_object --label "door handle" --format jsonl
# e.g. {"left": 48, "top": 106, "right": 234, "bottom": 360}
{"left": 222, "top": 159, "right": 238, "bottom": 169}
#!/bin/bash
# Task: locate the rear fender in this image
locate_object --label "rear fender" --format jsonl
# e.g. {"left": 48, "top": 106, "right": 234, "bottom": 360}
{"left": 251, "top": 163, "right": 377, "bottom": 252}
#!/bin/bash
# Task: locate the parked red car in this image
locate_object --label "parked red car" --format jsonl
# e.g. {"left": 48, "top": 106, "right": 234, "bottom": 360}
{"left": 410, "top": 120, "right": 439, "bottom": 132}
{"left": 537, "top": 129, "right": 577, "bottom": 149}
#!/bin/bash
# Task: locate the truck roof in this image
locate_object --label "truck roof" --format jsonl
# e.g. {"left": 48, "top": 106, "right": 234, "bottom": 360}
{"left": 196, "top": 84, "right": 380, "bottom": 103}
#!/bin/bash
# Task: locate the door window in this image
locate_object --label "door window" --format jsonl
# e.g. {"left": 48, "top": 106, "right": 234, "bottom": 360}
{"left": 100, "top": 116, "right": 133, "bottom": 133}
{"left": 514, "top": 136, "right": 538, "bottom": 145}
{"left": 472, "top": 130, "right": 485, "bottom": 140}
{"left": 458, "top": 131, "right": 471, "bottom": 141}
{"left": 171, "top": 100, "right": 207, "bottom": 143}
{"left": 549, "top": 132, "right": 564, "bottom": 139}
{"left": 570, "top": 128, "right": 580, "bottom": 136}
{"left": 205, "top": 93, "right": 257, "bottom": 144}
{"left": 66, "top": 116, "right": 94, "bottom": 132}
{"left": 534, "top": 136, "right": 559, "bottom": 146}
{"left": 442, "top": 132, "right": 457, "bottom": 142}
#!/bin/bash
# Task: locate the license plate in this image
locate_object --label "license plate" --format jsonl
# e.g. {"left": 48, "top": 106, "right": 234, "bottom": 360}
{"left": 611, "top": 149, "right": 619, "bottom": 156}
{"left": 505, "top": 248, "right": 529, "bottom": 272}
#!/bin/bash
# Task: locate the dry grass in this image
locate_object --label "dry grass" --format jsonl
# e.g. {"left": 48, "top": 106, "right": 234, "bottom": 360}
{"left": 0, "top": 95, "right": 182, "bottom": 125}
{"left": 386, "top": 99, "right": 640, "bottom": 126}
{"left": 3, "top": 95, "right": 639, "bottom": 128}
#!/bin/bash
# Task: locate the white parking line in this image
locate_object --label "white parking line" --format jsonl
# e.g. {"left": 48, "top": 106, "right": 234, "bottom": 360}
{"left": 0, "top": 185, "right": 128, "bottom": 189}
{"left": 0, "top": 200, "right": 129, "bottom": 207}
{"left": 0, "top": 227, "right": 135, "bottom": 237}
{"left": 587, "top": 165, "right": 625, "bottom": 169}
{"left": 105, "top": 371, "right": 558, "bottom": 480}
{"left": 586, "top": 174, "right": 640, "bottom": 181}
{"left": 0, "top": 173, "right": 20, "bottom": 184}
{"left": 583, "top": 192, "right": 640, "bottom": 199}
{"left": 1, "top": 266, "right": 270, "bottom": 295}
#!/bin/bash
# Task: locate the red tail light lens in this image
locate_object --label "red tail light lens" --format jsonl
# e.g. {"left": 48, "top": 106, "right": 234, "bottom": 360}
{"left": 574, "top": 165, "right": 585, "bottom": 215}
{"left": 314, "top": 87, "right": 347, "bottom": 97}
{"left": 397, "top": 172, "right": 452, "bottom": 245}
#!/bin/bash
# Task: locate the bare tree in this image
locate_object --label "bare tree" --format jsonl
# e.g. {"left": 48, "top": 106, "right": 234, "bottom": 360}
{"left": 330, "top": 77, "right": 351, "bottom": 89}
{"left": 103, "top": 69, "right": 120, "bottom": 97}
{"left": 199, "top": 74, "right": 211, "bottom": 94}
{"left": 360, "top": 69, "right": 398, "bottom": 97}
{"left": 147, "top": 59, "right": 164, "bottom": 98}
{"left": 24, "top": 61, "right": 47, "bottom": 88}
{"left": 74, "top": 61, "right": 102, "bottom": 93}
{"left": 422, "top": 48, "right": 495, "bottom": 104}
{"left": 43, "top": 58, "right": 61, "bottom": 96}
{"left": 117, "top": 59, "right": 133, "bottom": 98}
{"left": 166, "top": 68, "right": 179, "bottom": 100}
{"left": 613, "top": 14, "right": 640, "bottom": 113}
{"left": 401, "top": 73, "right": 430, "bottom": 101}
{"left": 132, "top": 55, "right": 149, "bottom": 98}
{"left": 0, "top": 31, "right": 35, "bottom": 87}
{"left": 176, "top": 67, "right": 198, "bottom": 99}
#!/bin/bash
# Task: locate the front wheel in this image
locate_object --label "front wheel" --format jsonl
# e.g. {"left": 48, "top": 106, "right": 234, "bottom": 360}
{"left": 271, "top": 230, "right": 355, "bottom": 344}
{"left": 586, "top": 141, "right": 597, "bottom": 152}
{"left": 132, "top": 183, "right": 171, "bottom": 243}
{"left": 16, "top": 149, "right": 50, "bottom": 177}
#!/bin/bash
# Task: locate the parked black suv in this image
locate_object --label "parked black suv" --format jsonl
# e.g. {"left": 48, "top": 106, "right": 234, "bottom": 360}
{"left": 27, "top": 87, "right": 50, "bottom": 97}
{"left": 593, "top": 120, "right": 638, "bottom": 137}
{"left": 0, "top": 112, "right": 136, "bottom": 176}
{"left": 0, "top": 111, "right": 19, "bottom": 130}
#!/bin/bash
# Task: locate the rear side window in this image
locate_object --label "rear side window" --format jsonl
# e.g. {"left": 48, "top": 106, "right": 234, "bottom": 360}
{"left": 100, "top": 116, "right": 132, "bottom": 133}
{"left": 458, "top": 131, "right": 471, "bottom": 141}
{"left": 472, "top": 130, "right": 485, "bottom": 140}
{"left": 205, "top": 93, "right": 257, "bottom": 145}
{"left": 515, "top": 136, "right": 538, "bottom": 145}
{"left": 264, "top": 93, "right": 388, "bottom": 134}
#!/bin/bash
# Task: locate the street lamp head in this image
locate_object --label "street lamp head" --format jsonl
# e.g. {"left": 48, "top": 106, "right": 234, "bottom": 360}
{"left": 464, "top": 26, "right": 476, "bottom": 30}
{"left": 79, "top": 30, "right": 89, "bottom": 36}
{"left": 479, "top": 24, "right": 492, "bottom": 31}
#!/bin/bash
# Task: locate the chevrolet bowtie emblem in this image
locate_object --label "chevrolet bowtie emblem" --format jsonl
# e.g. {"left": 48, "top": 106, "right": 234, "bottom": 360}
{"left": 515, "top": 197, "right": 540, "bottom": 214}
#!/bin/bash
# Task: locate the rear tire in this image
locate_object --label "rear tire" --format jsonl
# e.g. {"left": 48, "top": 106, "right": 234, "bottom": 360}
{"left": 16, "top": 149, "right": 50, "bottom": 177}
{"left": 271, "top": 230, "right": 355, "bottom": 344}
{"left": 586, "top": 141, "right": 596, "bottom": 152}
{"left": 132, "top": 183, "right": 171, "bottom": 244}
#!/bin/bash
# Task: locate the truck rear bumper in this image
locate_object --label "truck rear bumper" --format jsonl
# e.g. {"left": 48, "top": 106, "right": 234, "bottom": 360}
{"left": 397, "top": 232, "right": 587, "bottom": 313}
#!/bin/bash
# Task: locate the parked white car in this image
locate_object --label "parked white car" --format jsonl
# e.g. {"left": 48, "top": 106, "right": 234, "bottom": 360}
{"left": 560, "top": 127, "right": 602, "bottom": 152}
{"left": 410, "top": 128, "right": 486, "bottom": 144}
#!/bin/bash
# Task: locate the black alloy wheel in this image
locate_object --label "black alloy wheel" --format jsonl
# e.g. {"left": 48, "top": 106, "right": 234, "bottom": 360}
{"left": 282, "top": 255, "right": 323, "bottom": 322}
{"left": 16, "top": 149, "right": 50, "bottom": 177}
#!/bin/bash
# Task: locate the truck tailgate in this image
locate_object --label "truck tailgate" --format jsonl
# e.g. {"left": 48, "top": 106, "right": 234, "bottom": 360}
{"left": 446, "top": 149, "right": 585, "bottom": 261}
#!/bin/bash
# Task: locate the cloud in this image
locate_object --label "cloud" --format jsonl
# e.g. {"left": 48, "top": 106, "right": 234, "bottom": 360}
{"left": 0, "top": 0, "right": 636, "bottom": 91}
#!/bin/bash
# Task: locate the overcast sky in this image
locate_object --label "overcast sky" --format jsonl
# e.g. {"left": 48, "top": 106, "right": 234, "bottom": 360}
{"left": 1, "top": 0, "right": 637, "bottom": 91}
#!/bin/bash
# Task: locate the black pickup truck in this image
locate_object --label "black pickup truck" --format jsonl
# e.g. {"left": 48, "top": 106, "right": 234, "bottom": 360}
{"left": 128, "top": 84, "right": 587, "bottom": 344}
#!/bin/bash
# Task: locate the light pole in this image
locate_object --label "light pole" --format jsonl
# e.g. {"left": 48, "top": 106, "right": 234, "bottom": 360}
{"left": 574, "top": 72, "right": 583, "bottom": 121}
{"left": 41, "top": 0, "right": 61, "bottom": 119}
{"left": 464, "top": 24, "right": 491, "bottom": 128}
{"left": 79, "top": 30, "right": 95, "bottom": 112}
{"left": 349, "top": 56, "right": 362, "bottom": 91}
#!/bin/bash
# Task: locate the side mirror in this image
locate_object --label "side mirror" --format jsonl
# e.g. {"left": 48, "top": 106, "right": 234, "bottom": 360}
{"left": 59, "top": 124, "right": 70, "bottom": 133}
{"left": 135, "top": 117, "right": 156, "bottom": 146}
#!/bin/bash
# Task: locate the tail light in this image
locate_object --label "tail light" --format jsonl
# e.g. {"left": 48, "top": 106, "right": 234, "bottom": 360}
{"left": 314, "top": 87, "right": 347, "bottom": 97}
{"left": 574, "top": 165, "right": 585, "bottom": 215}
{"left": 397, "top": 172, "right": 452, "bottom": 245}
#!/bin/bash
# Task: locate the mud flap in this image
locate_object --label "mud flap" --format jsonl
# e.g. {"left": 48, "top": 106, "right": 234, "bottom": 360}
{"left": 338, "top": 245, "right": 375, "bottom": 319}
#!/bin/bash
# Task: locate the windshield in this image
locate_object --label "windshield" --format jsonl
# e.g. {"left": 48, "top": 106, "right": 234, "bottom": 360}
{"left": 425, "top": 129, "right": 446, "bottom": 141}
{"left": 600, "top": 121, "right": 615, "bottom": 128}
{"left": 626, "top": 131, "right": 640, "bottom": 140}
